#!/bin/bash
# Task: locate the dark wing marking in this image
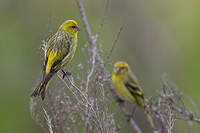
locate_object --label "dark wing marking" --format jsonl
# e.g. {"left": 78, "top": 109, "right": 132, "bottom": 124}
{"left": 51, "top": 59, "right": 62, "bottom": 73}
{"left": 44, "top": 31, "right": 73, "bottom": 73}
{"left": 62, "top": 39, "right": 71, "bottom": 59}
{"left": 125, "top": 81, "right": 145, "bottom": 107}
{"left": 124, "top": 82, "right": 144, "bottom": 99}
{"left": 53, "top": 35, "right": 73, "bottom": 71}
{"left": 43, "top": 57, "right": 48, "bottom": 75}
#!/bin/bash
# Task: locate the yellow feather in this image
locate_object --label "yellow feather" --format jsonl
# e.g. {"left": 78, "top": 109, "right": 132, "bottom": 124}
{"left": 46, "top": 51, "right": 59, "bottom": 75}
{"left": 112, "top": 74, "right": 136, "bottom": 103}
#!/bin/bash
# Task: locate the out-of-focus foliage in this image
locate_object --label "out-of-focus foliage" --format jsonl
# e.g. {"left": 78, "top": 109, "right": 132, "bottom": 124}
{"left": 0, "top": 0, "right": 200, "bottom": 132}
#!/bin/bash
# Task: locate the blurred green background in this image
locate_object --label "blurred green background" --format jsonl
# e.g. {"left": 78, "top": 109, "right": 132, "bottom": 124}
{"left": 0, "top": 0, "right": 200, "bottom": 132}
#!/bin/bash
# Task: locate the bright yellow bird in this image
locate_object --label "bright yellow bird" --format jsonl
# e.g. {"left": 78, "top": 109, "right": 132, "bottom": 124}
{"left": 31, "top": 20, "right": 80, "bottom": 100}
{"left": 112, "top": 61, "right": 154, "bottom": 127}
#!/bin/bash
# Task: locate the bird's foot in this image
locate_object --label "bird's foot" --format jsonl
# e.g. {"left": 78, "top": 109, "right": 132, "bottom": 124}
{"left": 127, "top": 113, "right": 133, "bottom": 122}
{"left": 61, "top": 69, "right": 71, "bottom": 79}
{"left": 117, "top": 97, "right": 125, "bottom": 103}
{"left": 127, "top": 106, "right": 136, "bottom": 122}
{"left": 131, "top": 105, "right": 137, "bottom": 117}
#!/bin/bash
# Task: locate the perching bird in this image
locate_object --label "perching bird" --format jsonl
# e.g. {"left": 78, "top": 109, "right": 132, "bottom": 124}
{"left": 111, "top": 61, "right": 145, "bottom": 107}
{"left": 31, "top": 19, "right": 80, "bottom": 100}
{"left": 112, "top": 61, "right": 154, "bottom": 127}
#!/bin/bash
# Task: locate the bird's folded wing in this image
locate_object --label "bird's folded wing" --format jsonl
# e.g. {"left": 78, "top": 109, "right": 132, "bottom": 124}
{"left": 124, "top": 82, "right": 144, "bottom": 99}
{"left": 44, "top": 33, "right": 73, "bottom": 74}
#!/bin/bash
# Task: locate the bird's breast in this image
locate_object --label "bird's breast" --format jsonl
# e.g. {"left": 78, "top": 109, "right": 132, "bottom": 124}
{"left": 112, "top": 75, "right": 135, "bottom": 103}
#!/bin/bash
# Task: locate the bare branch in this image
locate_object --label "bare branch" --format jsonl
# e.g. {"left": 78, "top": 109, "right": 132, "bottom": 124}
{"left": 150, "top": 105, "right": 165, "bottom": 133}
{"left": 75, "top": 1, "right": 142, "bottom": 132}
{"left": 76, "top": 0, "right": 96, "bottom": 48}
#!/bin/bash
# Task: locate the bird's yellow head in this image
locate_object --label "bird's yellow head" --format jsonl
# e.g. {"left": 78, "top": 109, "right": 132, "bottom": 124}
{"left": 113, "top": 61, "right": 129, "bottom": 75}
{"left": 59, "top": 20, "right": 80, "bottom": 36}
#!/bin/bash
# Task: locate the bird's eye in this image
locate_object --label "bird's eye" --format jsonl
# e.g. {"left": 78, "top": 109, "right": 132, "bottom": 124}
{"left": 120, "top": 67, "right": 125, "bottom": 70}
{"left": 71, "top": 26, "right": 76, "bottom": 29}
{"left": 120, "top": 67, "right": 128, "bottom": 71}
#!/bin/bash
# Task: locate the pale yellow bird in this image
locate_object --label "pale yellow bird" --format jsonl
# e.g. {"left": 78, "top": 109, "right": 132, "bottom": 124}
{"left": 112, "top": 61, "right": 145, "bottom": 107}
{"left": 112, "top": 61, "right": 154, "bottom": 127}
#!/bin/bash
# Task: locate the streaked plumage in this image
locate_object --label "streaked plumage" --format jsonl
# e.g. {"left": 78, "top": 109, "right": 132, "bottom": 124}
{"left": 31, "top": 20, "right": 80, "bottom": 100}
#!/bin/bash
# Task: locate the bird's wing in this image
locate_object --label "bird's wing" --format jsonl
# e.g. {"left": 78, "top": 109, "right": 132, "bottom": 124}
{"left": 123, "top": 71, "right": 145, "bottom": 107}
{"left": 44, "top": 31, "right": 74, "bottom": 75}
{"left": 124, "top": 81, "right": 144, "bottom": 99}
{"left": 124, "top": 80, "right": 145, "bottom": 107}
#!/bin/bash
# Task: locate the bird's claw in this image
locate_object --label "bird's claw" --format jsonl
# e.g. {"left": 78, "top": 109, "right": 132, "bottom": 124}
{"left": 61, "top": 69, "right": 71, "bottom": 79}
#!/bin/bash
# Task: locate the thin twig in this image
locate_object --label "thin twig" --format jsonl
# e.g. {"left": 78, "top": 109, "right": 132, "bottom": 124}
{"left": 57, "top": 73, "right": 104, "bottom": 133}
{"left": 130, "top": 119, "right": 143, "bottom": 133}
{"left": 107, "top": 24, "right": 124, "bottom": 61}
{"left": 76, "top": 0, "right": 97, "bottom": 106}
{"left": 151, "top": 105, "right": 165, "bottom": 133}
{"left": 47, "top": 91, "right": 64, "bottom": 133}
{"left": 96, "top": 0, "right": 110, "bottom": 42}
{"left": 171, "top": 106, "right": 200, "bottom": 124}
{"left": 43, "top": 107, "right": 54, "bottom": 133}
{"left": 76, "top": 0, "right": 96, "bottom": 48}
{"left": 120, "top": 103, "right": 143, "bottom": 133}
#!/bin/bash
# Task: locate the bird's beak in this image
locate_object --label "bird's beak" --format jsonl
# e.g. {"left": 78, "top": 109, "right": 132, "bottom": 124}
{"left": 76, "top": 26, "right": 81, "bottom": 31}
{"left": 115, "top": 67, "right": 121, "bottom": 73}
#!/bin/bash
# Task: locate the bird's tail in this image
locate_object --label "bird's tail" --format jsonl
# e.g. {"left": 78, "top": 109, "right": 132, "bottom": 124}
{"left": 143, "top": 99, "right": 155, "bottom": 128}
{"left": 31, "top": 74, "right": 52, "bottom": 100}
{"left": 145, "top": 112, "right": 155, "bottom": 128}
{"left": 134, "top": 96, "right": 154, "bottom": 128}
